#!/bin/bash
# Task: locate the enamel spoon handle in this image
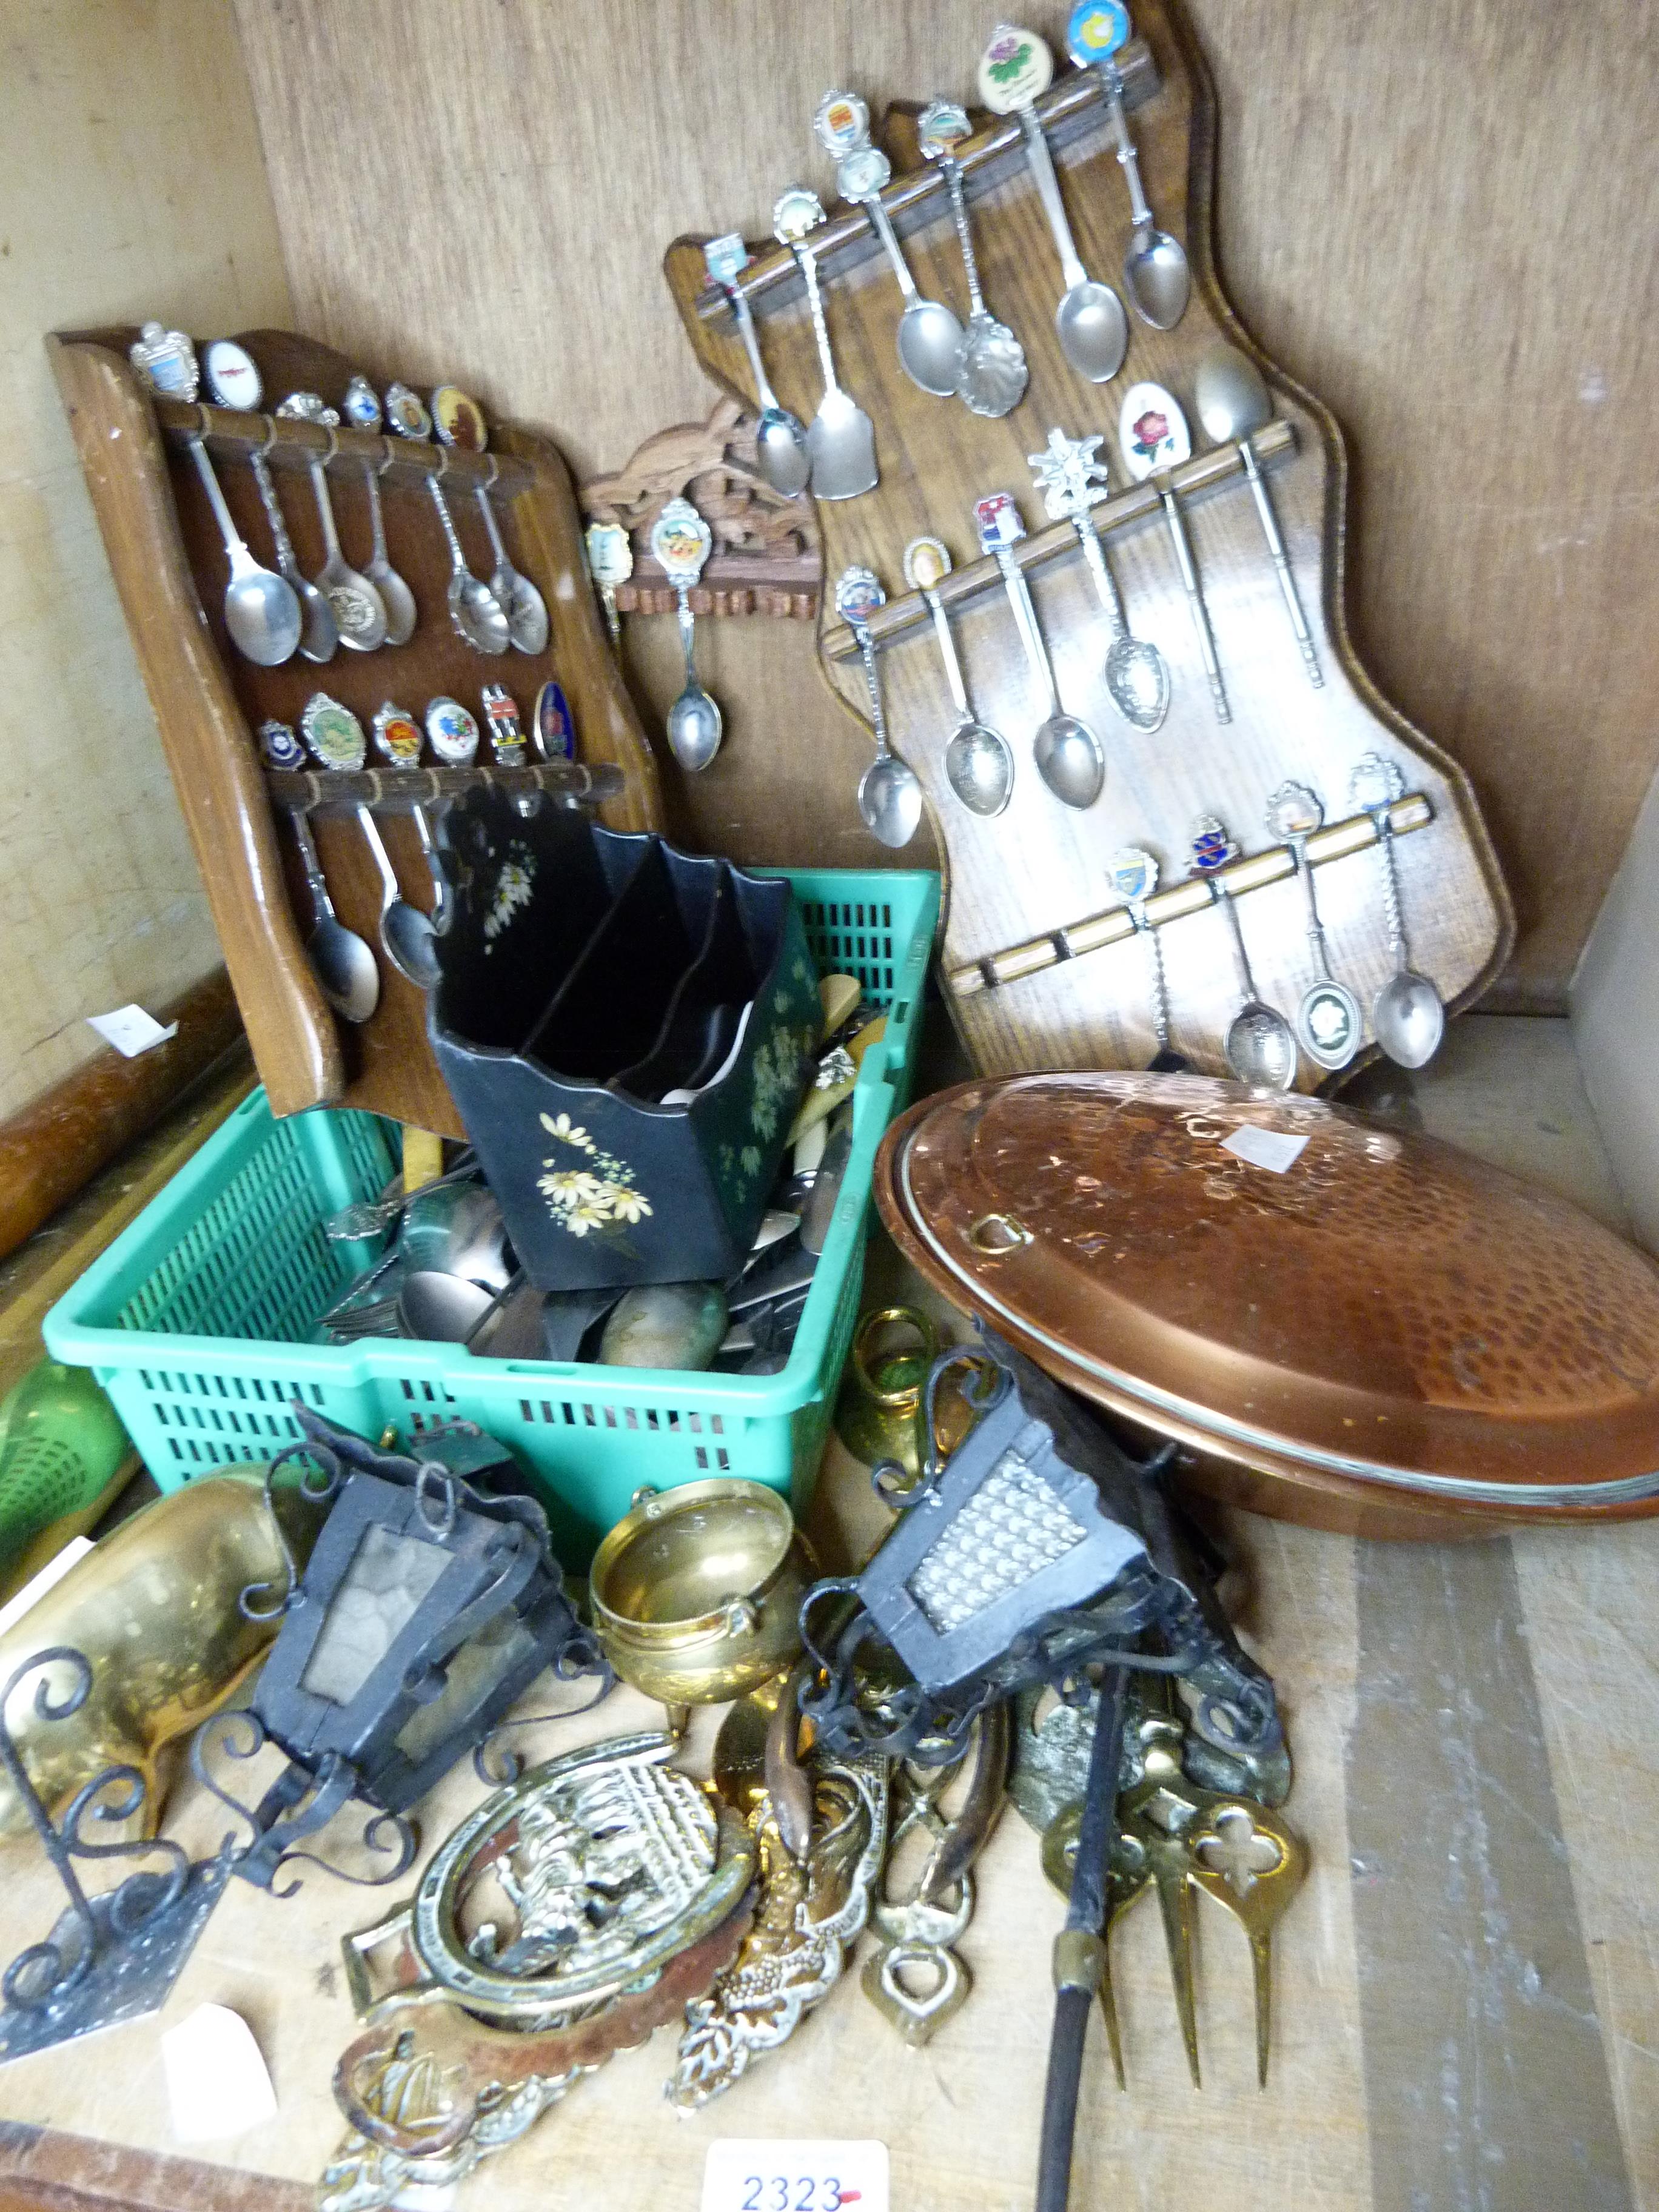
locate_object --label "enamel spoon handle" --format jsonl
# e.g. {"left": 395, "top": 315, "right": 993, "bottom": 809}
{"left": 1158, "top": 484, "right": 1230, "bottom": 722}
{"left": 996, "top": 549, "right": 1061, "bottom": 717}
{"left": 1239, "top": 440, "right": 1323, "bottom": 684}
{"left": 676, "top": 586, "right": 699, "bottom": 686}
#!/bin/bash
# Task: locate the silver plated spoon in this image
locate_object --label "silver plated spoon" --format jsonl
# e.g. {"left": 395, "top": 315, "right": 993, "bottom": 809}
{"left": 249, "top": 435, "right": 337, "bottom": 662}
{"left": 1268, "top": 781, "right": 1362, "bottom": 1070}
{"left": 705, "top": 233, "right": 811, "bottom": 497}
{"left": 1193, "top": 816, "right": 1296, "bottom": 1088}
{"left": 813, "top": 92, "right": 963, "bottom": 401}
{"left": 305, "top": 431, "right": 386, "bottom": 651}
{"left": 975, "top": 491, "right": 1104, "bottom": 810}
{"left": 363, "top": 453, "right": 417, "bottom": 646}
{"left": 919, "top": 99, "right": 1028, "bottom": 419}
{"left": 837, "top": 566, "right": 922, "bottom": 848}
{"left": 427, "top": 474, "right": 509, "bottom": 654}
{"left": 1110, "top": 845, "right": 1171, "bottom": 1057}
{"left": 979, "top": 27, "right": 1127, "bottom": 384}
{"left": 358, "top": 805, "right": 440, "bottom": 987}
{"left": 1028, "top": 426, "right": 1169, "bottom": 732}
{"left": 289, "top": 809, "right": 378, "bottom": 1022}
{"left": 776, "top": 187, "right": 878, "bottom": 501}
{"left": 372, "top": 703, "right": 453, "bottom": 934}
{"left": 1118, "top": 382, "right": 1230, "bottom": 722}
{"left": 903, "top": 535, "right": 1014, "bottom": 817}
{"left": 1352, "top": 753, "right": 1446, "bottom": 1068}
{"left": 652, "top": 497, "right": 723, "bottom": 772}
{"left": 186, "top": 435, "right": 301, "bottom": 666}
{"left": 1067, "top": 5, "right": 1190, "bottom": 330}
{"left": 475, "top": 463, "right": 550, "bottom": 655}
{"left": 1194, "top": 343, "right": 1322, "bottom": 685}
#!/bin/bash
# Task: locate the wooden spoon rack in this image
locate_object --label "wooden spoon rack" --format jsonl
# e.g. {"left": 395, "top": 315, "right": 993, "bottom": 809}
{"left": 665, "top": 0, "right": 1512, "bottom": 1087}
{"left": 52, "top": 328, "right": 661, "bottom": 1134}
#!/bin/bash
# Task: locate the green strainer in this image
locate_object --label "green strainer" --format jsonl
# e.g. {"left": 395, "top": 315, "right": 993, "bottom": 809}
{"left": 0, "top": 1360, "right": 131, "bottom": 1583}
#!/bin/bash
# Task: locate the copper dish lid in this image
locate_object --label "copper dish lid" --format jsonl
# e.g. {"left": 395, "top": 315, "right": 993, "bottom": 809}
{"left": 874, "top": 1073, "right": 1659, "bottom": 1536}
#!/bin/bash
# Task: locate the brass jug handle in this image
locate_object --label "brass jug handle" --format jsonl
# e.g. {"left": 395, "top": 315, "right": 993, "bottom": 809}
{"left": 850, "top": 1305, "right": 940, "bottom": 1408}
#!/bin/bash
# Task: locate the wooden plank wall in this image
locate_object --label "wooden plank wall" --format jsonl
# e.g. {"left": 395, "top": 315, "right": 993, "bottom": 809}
{"left": 230, "top": 0, "right": 1659, "bottom": 1007}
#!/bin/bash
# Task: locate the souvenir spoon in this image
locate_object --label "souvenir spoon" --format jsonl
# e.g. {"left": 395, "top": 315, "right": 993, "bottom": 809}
{"left": 977, "top": 25, "right": 1127, "bottom": 384}
{"left": 705, "top": 233, "right": 811, "bottom": 497}
{"left": 1267, "top": 782, "right": 1362, "bottom": 1070}
{"left": 334, "top": 377, "right": 414, "bottom": 645}
{"left": 652, "top": 496, "right": 723, "bottom": 772}
{"left": 475, "top": 471, "right": 551, "bottom": 655}
{"left": 303, "top": 430, "right": 387, "bottom": 651}
{"left": 363, "top": 456, "right": 417, "bottom": 647}
{"left": 289, "top": 810, "right": 378, "bottom": 1023}
{"left": 919, "top": 99, "right": 1028, "bottom": 419}
{"left": 775, "top": 187, "right": 878, "bottom": 500}
{"left": 298, "top": 694, "right": 438, "bottom": 987}
{"left": 249, "top": 443, "right": 337, "bottom": 662}
{"left": 1067, "top": 1, "right": 1190, "bottom": 329}
{"left": 1352, "top": 754, "right": 1446, "bottom": 1068}
{"left": 427, "top": 474, "right": 509, "bottom": 654}
{"left": 903, "top": 535, "right": 1014, "bottom": 817}
{"left": 373, "top": 703, "right": 452, "bottom": 933}
{"left": 837, "top": 566, "right": 922, "bottom": 848}
{"left": 1110, "top": 846, "right": 1171, "bottom": 1056}
{"left": 185, "top": 435, "right": 301, "bottom": 666}
{"left": 1194, "top": 343, "right": 1322, "bottom": 684}
{"left": 814, "top": 92, "right": 962, "bottom": 400}
{"left": 974, "top": 492, "right": 1104, "bottom": 810}
{"left": 1118, "top": 383, "right": 1230, "bottom": 722}
{"left": 1192, "top": 817, "right": 1296, "bottom": 1089}
{"left": 1028, "top": 426, "right": 1169, "bottom": 732}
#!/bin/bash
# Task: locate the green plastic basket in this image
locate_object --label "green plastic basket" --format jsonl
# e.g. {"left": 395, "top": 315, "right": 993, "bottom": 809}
{"left": 44, "top": 870, "right": 938, "bottom": 1562}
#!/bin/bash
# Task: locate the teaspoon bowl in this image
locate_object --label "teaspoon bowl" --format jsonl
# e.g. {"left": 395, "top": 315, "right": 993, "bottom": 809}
{"left": 1033, "top": 713, "right": 1106, "bottom": 811}
{"left": 1056, "top": 283, "right": 1128, "bottom": 384}
{"left": 1225, "top": 1002, "right": 1299, "bottom": 1091}
{"left": 945, "top": 720, "right": 1015, "bottom": 817}
{"left": 1125, "top": 229, "right": 1191, "bottom": 332}
{"left": 1374, "top": 969, "right": 1445, "bottom": 1069}
{"left": 857, "top": 754, "right": 923, "bottom": 850}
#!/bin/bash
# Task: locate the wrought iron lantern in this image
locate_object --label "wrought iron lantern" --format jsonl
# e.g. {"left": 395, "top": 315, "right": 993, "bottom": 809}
{"left": 799, "top": 1332, "right": 1282, "bottom": 1765}
{"left": 196, "top": 1409, "right": 609, "bottom": 1891}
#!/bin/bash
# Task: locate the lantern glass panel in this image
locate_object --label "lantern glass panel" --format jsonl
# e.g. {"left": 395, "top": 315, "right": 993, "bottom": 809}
{"left": 393, "top": 1612, "right": 541, "bottom": 1767}
{"left": 300, "top": 1524, "right": 449, "bottom": 1704}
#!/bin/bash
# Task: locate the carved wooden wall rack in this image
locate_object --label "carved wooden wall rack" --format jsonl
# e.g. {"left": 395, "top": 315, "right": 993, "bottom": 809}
{"left": 663, "top": 0, "right": 1513, "bottom": 1088}
{"left": 53, "top": 327, "right": 662, "bottom": 1136}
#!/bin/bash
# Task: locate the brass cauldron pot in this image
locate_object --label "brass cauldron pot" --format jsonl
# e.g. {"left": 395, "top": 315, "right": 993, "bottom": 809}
{"left": 589, "top": 1480, "right": 814, "bottom": 1706}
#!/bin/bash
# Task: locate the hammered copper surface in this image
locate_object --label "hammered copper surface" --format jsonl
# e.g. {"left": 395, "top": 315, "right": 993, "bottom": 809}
{"left": 874, "top": 1073, "right": 1659, "bottom": 1530}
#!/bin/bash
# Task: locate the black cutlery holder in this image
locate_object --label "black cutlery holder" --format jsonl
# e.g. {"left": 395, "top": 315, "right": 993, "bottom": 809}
{"left": 429, "top": 788, "right": 820, "bottom": 1292}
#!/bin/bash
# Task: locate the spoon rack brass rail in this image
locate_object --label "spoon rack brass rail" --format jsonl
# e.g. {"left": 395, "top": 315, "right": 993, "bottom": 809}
{"left": 152, "top": 399, "right": 535, "bottom": 498}
{"left": 266, "top": 760, "right": 623, "bottom": 819}
{"left": 950, "top": 794, "right": 1432, "bottom": 998}
{"left": 688, "top": 52, "right": 1160, "bottom": 325}
{"left": 822, "top": 423, "right": 1295, "bottom": 662}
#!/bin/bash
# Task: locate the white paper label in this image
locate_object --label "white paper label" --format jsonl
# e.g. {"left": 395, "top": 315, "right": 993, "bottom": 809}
{"left": 161, "top": 2003, "right": 276, "bottom": 2142}
{"left": 702, "top": 2140, "right": 889, "bottom": 2212}
{"left": 0, "top": 1538, "right": 93, "bottom": 1638}
{"left": 87, "top": 1004, "right": 178, "bottom": 1057}
{"left": 1220, "top": 1125, "right": 1309, "bottom": 1174}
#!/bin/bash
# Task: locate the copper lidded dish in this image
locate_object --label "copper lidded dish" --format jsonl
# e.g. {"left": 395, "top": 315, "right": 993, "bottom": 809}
{"left": 873, "top": 1071, "right": 1659, "bottom": 1540}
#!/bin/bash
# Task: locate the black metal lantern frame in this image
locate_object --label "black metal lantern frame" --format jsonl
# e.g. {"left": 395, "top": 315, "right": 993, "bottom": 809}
{"left": 195, "top": 1409, "right": 609, "bottom": 1892}
{"left": 799, "top": 1332, "right": 1282, "bottom": 1766}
